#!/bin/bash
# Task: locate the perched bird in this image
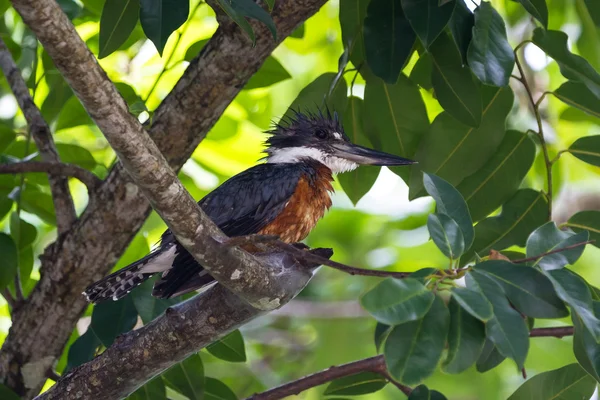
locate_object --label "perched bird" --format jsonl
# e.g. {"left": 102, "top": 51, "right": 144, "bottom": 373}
{"left": 84, "top": 110, "right": 415, "bottom": 303}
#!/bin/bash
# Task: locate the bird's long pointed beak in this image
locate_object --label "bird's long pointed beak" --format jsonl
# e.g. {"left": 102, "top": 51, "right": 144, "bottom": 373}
{"left": 331, "top": 143, "right": 416, "bottom": 166}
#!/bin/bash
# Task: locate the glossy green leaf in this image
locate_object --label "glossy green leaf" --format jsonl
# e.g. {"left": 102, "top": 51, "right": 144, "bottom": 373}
{"left": 245, "top": 56, "right": 292, "bottom": 89}
{"left": 338, "top": 97, "right": 380, "bottom": 204}
{"left": 324, "top": 372, "right": 387, "bottom": 396}
{"left": 543, "top": 268, "right": 600, "bottom": 342}
{"left": 442, "top": 297, "right": 486, "bottom": 374}
{"left": 90, "top": 296, "right": 137, "bottom": 347}
{"left": 205, "top": 378, "right": 238, "bottom": 400}
{"left": 476, "top": 339, "right": 506, "bottom": 372}
{"left": 9, "top": 213, "right": 37, "bottom": 249}
{"left": 467, "top": 270, "right": 529, "bottom": 369}
{"left": 401, "top": 0, "right": 454, "bottom": 48}
{"left": 449, "top": 0, "right": 474, "bottom": 64}
{"left": 430, "top": 32, "right": 482, "bottom": 127}
{"left": 360, "top": 278, "right": 435, "bottom": 325}
{"left": 423, "top": 173, "right": 474, "bottom": 249}
{"left": 0, "top": 384, "right": 20, "bottom": 400}
{"left": 56, "top": 143, "right": 97, "bottom": 170}
{"left": 410, "top": 53, "right": 433, "bottom": 89}
{"left": 408, "top": 385, "right": 448, "bottom": 400}
{"left": 554, "top": 81, "right": 600, "bottom": 119}
{"left": 411, "top": 85, "right": 513, "bottom": 198}
{"left": 463, "top": 189, "right": 548, "bottom": 263}
{"left": 128, "top": 377, "right": 166, "bottom": 400}
{"left": 163, "top": 354, "right": 204, "bottom": 400}
{"left": 427, "top": 213, "right": 465, "bottom": 259}
{"left": 0, "top": 233, "right": 18, "bottom": 292}
{"left": 364, "top": 0, "right": 416, "bottom": 83}
{"left": 131, "top": 278, "right": 178, "bottom": 324}
{"left": 285, "top": 73, "right": 348, "bottom": 119}
{"left": 567, "top": 210, "right": 600, "bottom": 248}
{"left": 512, "top": 0, "right": 548, "bottom": 28}
{"left": 98, "top": 0, "right": 140, "bottom": 58}
{"left": 140, "top": 0, "right": 189, "bottom": 55}
{"left": 568, "top": 135, "right": 600, "bottom": 167}
{"left": 572, "top": 302, "right": 600, "bottom": 382}
{"left": 475, "top": 260, "right": 568, "bottom": 318}
{"left": 532, "top": 28, "right": 600, "bottom": 98}
{"left": 451, "top": 287, "right": 494, "bottom": 321}
{"left": 508, "top": 363, "right": 596, "bottom": 400}
{"left": 214, "top": 0, "right": 277, "bottom": 45}
{"left": 374, "top": 322, "right": 391, "bottom": 352}
{"left": 467, "top": 2, "right": 515, "bottom": 86}
{"left": 458, "top": 130, "right": 535, "bottom": 222}
{"left": 206, "top": 330, "right": 247, "bottom": 362}
{"left": 65, "top": 329, "right": 101, "bottom": 372}
{"left": 339, "top": 0, "right": 371, "bottom": 78}
{"left": 526, "top": 222, "right": 589, "bottom": 270}
{"left": 385, "top": 296, "right": 449, "bottom": 385}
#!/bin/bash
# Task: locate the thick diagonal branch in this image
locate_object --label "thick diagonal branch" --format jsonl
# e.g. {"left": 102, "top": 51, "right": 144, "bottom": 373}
{"left": 0, "top": 37, "right": 76, "bottom": 234}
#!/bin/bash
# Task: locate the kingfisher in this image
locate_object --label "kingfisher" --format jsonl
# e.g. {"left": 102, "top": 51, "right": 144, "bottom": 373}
{"left": 84, "top": 110, "right": 415, "bottom": 303}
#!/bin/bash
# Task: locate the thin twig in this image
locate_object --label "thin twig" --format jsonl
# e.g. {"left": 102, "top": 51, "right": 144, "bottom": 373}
{"left": 2, "top": 289, "right": 17, "bottom": 309}
{"left": 512, "top": 240, "right": 594, "bottom": 264}
{"left": 529, "top": 326, "right": 574, "bottom": 338}
{"left": 0, "top": 162, "right": 102, "bottom": 192}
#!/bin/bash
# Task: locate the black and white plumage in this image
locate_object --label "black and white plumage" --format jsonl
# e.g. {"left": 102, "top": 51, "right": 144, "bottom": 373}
{"left": 84, "top": 111, "right": 415, "bottom": 303}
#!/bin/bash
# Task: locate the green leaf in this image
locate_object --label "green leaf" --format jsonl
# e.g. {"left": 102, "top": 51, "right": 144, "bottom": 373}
{"left": 475, "top": 260, "right": 568, "bottom": 318}
{"left": 442, "top": 296, "right": 486, "bottom": 374}
{"left": 0, "top": 384, "right": 20, "bottom": 400}
{"left": 206, "top": 330, "right": 247, "bottom": 362}
{"left": 55, "top": 96, "right": 93, "bottom": 131}
{"left": 364, "top": 0, "right": 416, "bottom": 83}
{"left": 411, "top": 85, "right": 513, "bottom": 198}
{"left": 457, "top": 130, "right": 536, "bottom": 222}
{"left": 512, "top": 0, "right": 548, "bottom": 29}
{"left": 98, "top": 0, "right": 140, "bottom": 58}
{"left": 410, "top": 53, "right": 433, "bottom": 89}
{"left": 0, "top": 197, "right": 12, "bottom": 221}
{"left": 163, "top": 354, "right": 204, "bottom": 400}
{"left": 285, "top": 73, "right": 348, "bottom": 118}
{"left": 476, "top": 339, "right": 506, "bottom": 372}
{"left": 449, "top": 0, "right": 474, "bottom": 64}
{"left": 131, "top": 278, "right": 178, "bottom": 324}
{"left": 374, "top": 322, "right": 391, "bottom": 352}
{"left": 463, "top": 189, "right": 548, "bottom": 263}
{"left": 585, "top": 0, "right": 600, "bottom": 26}
{"left": 508, "top": 363, "right": 596, "bottom": 400}
{"left": 572, "top": 302, "right": 600, "bottom": 382}
{"left": 290, "top": 23, "right": 305, "bottom": 39}
{"left": 451, "top": 287, "right": 494, "bottom": 321}
{"left": 0, "top": 233, "right": 18, "bottom": 292}
{"left": 184, "top": 39, "right": 208, "bottom": 62}
{"left": 427, "top": 213, "right": 465, "bottom": 259}
{"left": 65, "top": 329, "right": 101, "bottom": 372}
{"left": 532, "top": 28, "right": 600, "bottom": 98}
{"left": 205, "top": 378, "right": 238, "bottom": 400}
{"left": 339, "top": 0, "right": 371, "bottom": 79}
{"left": 400, "top": 0, "right": 454, "bottom": 48}
{"left": 423, "top": 173, "right": 474, "bottom": 249}
{"left": 140, "top": 0, "right": 189, "bottom": 55}
{"left": 20, "top": 187, "right": 56, "bottom": 225}
{"left": 0, "top": 125, "right": 16, "bottom": 153}
{"left": 467, "top": 2, "right": 515, "bottom": 87}
{"left": 56, "top": 143, "right": 97, "bottom": 170}
{"left": 429, "top": 31, "right": 482, "bottom": 127}
{"left": 467, "top": 270, "right": 529, "bottom": 369}
{"left": 128, "top": 377, "right": 166, "bottom": 400}
{"left": 245, "top": 56, "right": 291, "bottom": 89}
{"left": 567, "top": 210, "right": 600, "bottom": 248}
{"left": 526, "top": 222, "right": 589, "bottom": 270}
{"left": 384, "top": 296, "right": 450, "bottom": 385}
{"left": 408, "top": 385, "right": 448, "bottom": 400}
{"left": 214, "top": 0, "right": 277, "bottom": 45}
{"left": 9, "top": 213, "right": 37, "bottom": 249}
{"left": 90, "top": 296, "right": 138, "bottom": 347}
{"left": 338, "top": 97, "right": 380, "bottom": 205}
{"left": 568, "top": 135, "right": 600, "bottom": 167}
{"left": 41, "top": 77, "right": 73, "bottom": 124}
{"left": 554, "top": 81, "right": 600, "bottom": 119}
{"left": 360, "top": 278, "right": 435, "bottom": 325}
{"left": 324, "top": 372, "right": 387, "bottom": 396}
{"left": 543, "top": 268, "right": 600, "bottom": 342}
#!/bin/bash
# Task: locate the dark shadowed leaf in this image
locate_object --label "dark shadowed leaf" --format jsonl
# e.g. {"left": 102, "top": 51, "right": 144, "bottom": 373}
{"left": 0, "top": 125, "right": 16, "bottom": 153}
{"left": 572, "top": 302, "right": 600, "bottom": 382}
{"left": 9, "top": 213, "right": 37, "bottom": 249}
{"left": 214, "top": 0, "right": 277, "bottom": 45}
{"left": 401, "top": 0, "right": 454, "bottom": 48}
{"left": 508, "top": 363, "right": 596, "bottom": 400}
{"left": 285, "top": 73, "right": 348, "bottom": 119}
{"left": 463, "top": 189, "right": 547, "bottom": 263}
{"left": 131, "top": 278, "right": 178, "bottom": 324}
{"left": 512, "top": 0, "right": 548, "bottom": 28}
{"left": 408, "top": 385, "right": 448, "bottom": 400}
{"left": 205, "top": 378, "right": 238, "bottom": 400}
{"left": 568, "top": 135, "right": 600, "bottom": 167}
{"left": 385, "top": 296, "right": 449, "bottom": 385}
{"left": 140, "top": 0, "right": 189, "bottom": 55}
{"left": 338, "top": 97, "right": 380, "bottom": 204}
{"left": 65, "top": 329, "right": 101, "bottom": 372}
{"left": 324, "top": 372, "right": 387, "bottom": 396}
{"left": 206, "top": 330, "right": 247, "bottom": 362}
{"left": 374, "top": 322, "right": 391, "bottom": 352}
{"left": 585, "top": 0, "right": 600, "bottom": 26}
{"left": 567, "top": 211, "right": 600, "bottom": 248}
{"left": 0, "top": 197, "right": 12, "bottom": 221}
{"left": 0, "top": 384, "right": 20, "bottom": 400}
{"left": 163, "top": 354, "right": 205, "bottom": 400}
{"left": 526, "top": 222, "right": 589, "bottom": 270}
{"left": 427, "top": 213, "right": 465, "bottom": 259}
{"left": 476, "top": 339, "right": 506, "bottom": 372}
{"left": 128, "top": 377, "right": 166, "bottom": 400}
{"left": 554, "top": 81, "right": 600, "bottom": 119}
{"left": 364, "top": 0, "right": 416, "bottom": 83}
{"left": 339, "top": 0, "right": 371, "bottom": 79}
{"left": 443, "top": 297, "right": 486, "bottom": 374}
{"left": 449, "top": 0, "right": 474, "bottom": 64}
{"left": 99, "top": 0, "right": 140, "bottom": 58}
{"left": 0, "top": 233, "right": 18, "bottom": 292}
{"left": 423, "top": 173, "right": 474, "bottom": 249}
{"left": 90, "top": 296, "right": 138, "bottom": 347}
{"left": 290, "top": 23, "right": 305, "bottom": 39}
{"left": 184, "top": 39, "right": 208, "bottom": 62}
{"left": 410, "top": 53, "right": 433, "bottom": 89}
{"left": 429, "top": 31, "right": 482, "bottom": 127}
{"left": 467, "top": 2, "right": 515, "bottom": 86}
{"left": 451, "top": 287, "right": 493, "bottom": 321}
{"left": 475, "top": 260, "right": 568, "bottom": 318}
{"left": 532, "top": 28, "right": 600, "bottom": 98}
{"left": 245, "top": 56, "right": 292, "bottom": 89}
{"left": 458, "top": 130, "right": 535, "bottom": 222}
{"left": 361, "top": 278, "right": 435, "bottom": 325}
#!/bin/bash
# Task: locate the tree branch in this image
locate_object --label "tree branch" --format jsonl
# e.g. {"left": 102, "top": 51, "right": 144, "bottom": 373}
{"left": 0, "top": 162, "right": 101, "bottom": 192}
{"left": 0, "top": 36, "right": 77, "bottom": 234}
{"left": 511, "top": 240, "right": 594, "bottom": 264}
{"left": 529, "top": 326, "right": 574, "bottom": 338}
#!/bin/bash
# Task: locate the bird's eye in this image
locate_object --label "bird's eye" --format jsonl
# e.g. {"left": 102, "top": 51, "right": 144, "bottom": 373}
{"left": 315, "top": 129, "right": 328, "bottom": 139}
